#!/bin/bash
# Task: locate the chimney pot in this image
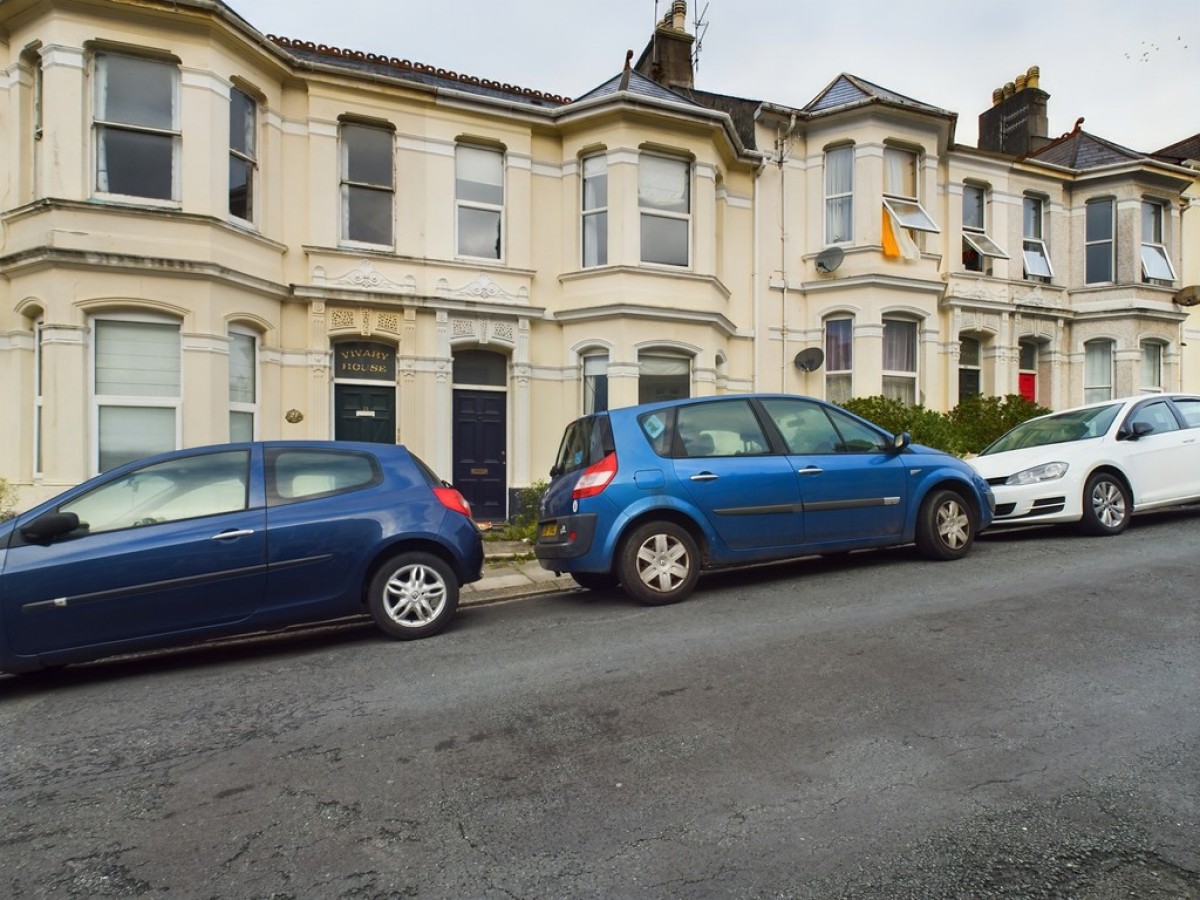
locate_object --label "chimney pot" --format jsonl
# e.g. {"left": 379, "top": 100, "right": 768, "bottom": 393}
{"left": 992, "top": 87, "right": 1004, "bottom": 106}
{"left": 1026, "top": 65, "right": 1040, "bottom": 89}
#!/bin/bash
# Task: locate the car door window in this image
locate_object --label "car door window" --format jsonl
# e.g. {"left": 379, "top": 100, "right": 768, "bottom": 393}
{"left": 267, "top": 448, "right": 382, "bottom": 506}
{"left": 1129, "top": 400, "right": 1180, "bottom": 435}
{"left": 1170, "top": 398, "right": 1200, "bottom": 429}
{"left": 674, "top": 401, "right": 769, "bottom": 458}
{"left": 59, "top": 450, "right": 250, "bottom": 534}
{"left": 825, "top": 406, "right": 892, "bottom": 452}
{"left": 760, "top": 399, "right": 843, "bottom": 454}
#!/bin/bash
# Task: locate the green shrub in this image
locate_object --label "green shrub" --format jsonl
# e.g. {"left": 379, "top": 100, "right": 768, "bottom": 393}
{"left": 838, "top": 394, "right": 1049, "bottom": 456}
{"left": 484, "top": 479, "right": 548, "bottom": 543}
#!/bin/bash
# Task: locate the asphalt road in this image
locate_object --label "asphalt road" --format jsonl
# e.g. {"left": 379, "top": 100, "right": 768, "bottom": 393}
{"left": 2, "top": 510, "right": 1199, "bottom": 899}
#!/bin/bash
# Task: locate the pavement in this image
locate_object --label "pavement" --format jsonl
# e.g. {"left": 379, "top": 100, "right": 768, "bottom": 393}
{"left": 461, "top": 539, "right": 576, "bottom": 605}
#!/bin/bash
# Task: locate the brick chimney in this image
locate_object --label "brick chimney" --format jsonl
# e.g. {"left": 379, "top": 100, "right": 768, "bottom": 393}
{"left": 634, "top": 0, "right": 695, "bottom": 90}
{"left": 977, "top": 66, "right": 1051, "bottom": 155}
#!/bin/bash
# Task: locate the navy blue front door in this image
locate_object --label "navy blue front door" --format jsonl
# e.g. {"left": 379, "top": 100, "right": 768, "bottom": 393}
{"left": 453, "top": 390, "right": 506, "bottom": 521}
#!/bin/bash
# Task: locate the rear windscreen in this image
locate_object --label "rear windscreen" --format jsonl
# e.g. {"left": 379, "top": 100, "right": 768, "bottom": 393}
{"left": 553, "top": 415, "right": 614, "bottom": 475}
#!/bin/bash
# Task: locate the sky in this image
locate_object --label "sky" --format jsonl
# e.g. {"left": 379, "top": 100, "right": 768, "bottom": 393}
{"left": 225, "top": 0, "right": 1199, "bottom": 154}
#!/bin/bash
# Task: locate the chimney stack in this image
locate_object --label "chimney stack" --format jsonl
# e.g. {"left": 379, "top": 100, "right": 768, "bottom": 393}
{"left": 977, "top": 66, "right": 1050, "bottom": 156}
{"left": 634, "top": 0, "right": 696, "bottom": 90}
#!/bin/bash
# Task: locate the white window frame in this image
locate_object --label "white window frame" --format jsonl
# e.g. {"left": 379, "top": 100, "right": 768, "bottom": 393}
{"left": 228, "top": 327, "right": 258, "bottom": 441}
{"left": 34, "top": 319, "right": 44, "bottom": 477}
{"left": 1140, "top": 200, "right": 1177, "bottom": 283}
{"left": 1022, "top": 195, "right": 1054, "bottom": 280}
{"left": 1085, "top": 198, "right": 1115, "bottom": 285}
{"left": 340, "top": 122, "right": 395, "bottom": 247}
{"left": 581, "top": 154, "right": 608, "bottom": 268}
{"left": 582, "top": 353, "right": 609, "bottom": 414}
{"left": 639, "top": 153, "right": 691, "bottom": 267}
{"left": 229, "top": 87, "right": 257, "bottom": 224}
{"left": 1140, "top": 340, "right": 1164, "bottom": 393}
{"left": 637, "top": 352, "right": 691, "bottom": 403}
{"left": 881, "top": 317, "right": 919, "bottom": 405}
{"left": 824, "top": 317, "right": 853, "bottom": 403}
{"left": 91, "top": 314, "right": 182, "bottom": 475}
{"left": 882, "top": 146, "right": 938, "bottom": 235}
{"left": 958, "top": 335, "right": 982, "bottom": 401}
{"left": 456, "top": 144, "right": 504, "bottom": 260}
{"left": 93, "top": 52, "right": 180, "bottom": 203}
{"left": 1084, "top": 339, "right": 1115, "bottom": 403}
{"left": 961, "top": 184, "right": 1008, "bottom": 271}
{"left": 824, "top": 146, "right": 854, "bottom": 245}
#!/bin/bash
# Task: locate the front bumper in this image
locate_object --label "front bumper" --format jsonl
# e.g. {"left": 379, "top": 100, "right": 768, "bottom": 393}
{"left": 988, "top": 482, "right": 1072, "bottom": 523}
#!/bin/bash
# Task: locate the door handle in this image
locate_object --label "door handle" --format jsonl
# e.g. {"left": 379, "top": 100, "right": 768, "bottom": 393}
{"left": 212, "top": 529, "right": 255, "bottom": 541}
{"left": 689, "top": 473, "right": 719, "bottom": 482}
{"left": 797, "top": 466, "right": 824, "bottom": 476}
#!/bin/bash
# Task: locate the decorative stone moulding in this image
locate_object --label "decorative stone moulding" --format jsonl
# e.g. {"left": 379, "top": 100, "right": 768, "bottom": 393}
{"left": 440, "top": 273, "right": 529, "bottom": 304}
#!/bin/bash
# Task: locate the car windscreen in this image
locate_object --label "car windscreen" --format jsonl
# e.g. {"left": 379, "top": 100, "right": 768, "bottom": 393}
{"left": 982, "top": 402, "right": 1123, "bottom": 454}
{"left": 552, "top": 415, "right": 614, "bottom": 476}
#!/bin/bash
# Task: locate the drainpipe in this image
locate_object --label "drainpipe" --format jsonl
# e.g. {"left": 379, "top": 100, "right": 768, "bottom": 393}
{"left": 778, "top": 114, "right": 797, "bottom": 390}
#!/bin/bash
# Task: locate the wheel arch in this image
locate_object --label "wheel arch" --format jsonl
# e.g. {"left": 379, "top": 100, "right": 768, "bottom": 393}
{"left": 912, "top": 475, "right": 984, "bottom": 526}
{"left": 360, "top": 538, "right": 470, "bottom": 606}
{"left": 1086, "top": 465, "right": 1134, "bottom": 508}
{"left": 615, "top": 507, "right": 712, "bottom": 568}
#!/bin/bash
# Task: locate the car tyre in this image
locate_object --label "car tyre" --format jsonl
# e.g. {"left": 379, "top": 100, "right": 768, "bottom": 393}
{"left": 1078, "top": 472, "right": 1130, "bottom": 536}
{"left": 915, "top": 488, "right": 975, "bottom": 560}
{"left": 618, "top": 521, "right": 700, "bottom": 606}
{"left": 571, "top": 571, "right": 620, "bottom": 591}
{"left": 367, "top": 552, "right": 459, "bottom": 640}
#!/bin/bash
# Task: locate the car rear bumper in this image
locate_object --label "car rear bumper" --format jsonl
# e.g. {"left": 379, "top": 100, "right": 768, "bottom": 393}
{"left": 534, "top": 513, "right": 599, "bottom": 568}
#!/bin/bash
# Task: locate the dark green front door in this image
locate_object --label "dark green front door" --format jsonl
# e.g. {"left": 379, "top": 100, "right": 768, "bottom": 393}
{"left": 334, "top": 384, "right": 396, "bottom": 444}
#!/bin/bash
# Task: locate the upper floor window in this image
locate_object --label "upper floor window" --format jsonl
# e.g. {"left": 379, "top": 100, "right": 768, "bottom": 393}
{"left": 228, "top": 329, "right": 257, "bottom": 441}
{"left": 341, "top": 123, "right": 393, "bottom": 246}
{"left": 34, "top": 320, "right": 44, "bottom": 476}
{"left": 824, "top": 146, "right": 853, "bottom": 244}
{"left": 583, "top": 353, "right": 609, "bottom": 414}
{"left": 1141, "top": 201, "right": 1176, "bottom": 283}
{"left": 882, "top": 147, "right": 937, "bottom": 258}
{"left": 456, "top": 145, "right": 504, "bottom": 259}
{"left": 229, "top": 88, "right": 257, "bottom": 222}
{"left": 825, "top": 317, "right": 853, "bottom": 404}
{"left": 1022, "top": 195, "right": 1053, "bottom": 281}
{"left": 639, "top": 154, "right": 690, "bottom": 267}
{"left": 1085, "top": 199, "right": 1114, "bottom": 284}
{"left": 94, "top": 53, "right": 179, "bottom": 201}
{"left": 1084, "top": 339, "right": 1114, "bottom": 403}
{"left": 582, "top": 155, "right": 608, "bottom": 267}
{"left": 93, "top": 318, "right": 181, "bottom": 472}
{"left": 961, "top": 184, "right": 1007, "bottom": 272}
{"left": 882, "top": 318, "right": 918, "bottom": 405}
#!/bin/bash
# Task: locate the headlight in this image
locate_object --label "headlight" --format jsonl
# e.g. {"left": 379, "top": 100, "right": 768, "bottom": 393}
{"left": 1006, "top": 461, "right": 1069, "bottom": 486}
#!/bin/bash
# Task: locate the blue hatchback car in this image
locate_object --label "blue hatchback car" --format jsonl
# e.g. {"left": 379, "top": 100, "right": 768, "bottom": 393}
{"left": 535, "top": 394, "right": 994, "bottom": 605}
{"left": 0, "top": 442, "right": 483, "bottom": 675}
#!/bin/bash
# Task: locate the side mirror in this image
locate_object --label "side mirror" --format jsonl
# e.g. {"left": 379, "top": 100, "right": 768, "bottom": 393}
{"left": 892, "top": 432, "right": 911, "bottom": 451}
{"left": 1129, "top": 421, "right": 1155, "bottom": 440}
{"left": 549, "top": 464, "right": 562, "bottom": 478}
{"left": 21, "top": 511, "right": 81, "bottom": 542}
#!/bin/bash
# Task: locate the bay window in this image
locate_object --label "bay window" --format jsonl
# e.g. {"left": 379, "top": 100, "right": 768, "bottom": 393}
{"left": 94, "top": 319, "right": 180, "bottom": 472}
{"left": 229, "top": 88, "right": 257, "bottom": 222}
{"left": 824, "top": 318, "right": 853, "bottom": 403}
{"left": 882, "top": 318, "right": 917, "bottom": 405}
{"left": 94, "top": 53, "right": 179, "bottom": 200}
{"left": 639, "top": 154, "right": 690, "bottom": 266}
{"left": 1085, "top": 199, "right": 1114, "bottom": 284}
{"left": 582, "top": 155, "right": 608, "bottom": 267}
{"left": 229, "top": 330, "right": 257, "bottom": 441}
{"left": 1141, "top": 201, "right": 1176, "bottom": 283}
{"left": 824, "top": 146, "right": 853, "bottom": 245}
{"left": 1084, "top": 340, "right": 1114, "bottom": 403}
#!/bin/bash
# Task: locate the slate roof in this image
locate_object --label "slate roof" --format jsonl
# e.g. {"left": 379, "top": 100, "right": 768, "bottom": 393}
{"left": 671, "top": 87, "right": 763, "bottom": 151}
{"left": 805, "top": 73, "right": 950, "bottom": 117}
{"left": 1026, "top": 125, "right": 1147, "bottom": 169}
{"left": 269, "top": 36, "right": 571, "bottom": 109}
{"left": 1152, "top": 133, "right": 1200, "bottom": 165}
{"left": 571, "top": 69, "right": 700, "bottom": 107}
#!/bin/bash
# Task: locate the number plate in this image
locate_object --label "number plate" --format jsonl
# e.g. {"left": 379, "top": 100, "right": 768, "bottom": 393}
{"left": 540, "top": 522, "right": 558, "bottom": 539}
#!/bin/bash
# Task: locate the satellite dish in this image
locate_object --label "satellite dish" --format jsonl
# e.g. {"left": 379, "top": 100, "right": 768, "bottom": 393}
{"left": 794, "top": 348, "right": 825, "bottom": 372}
{"left": 815, "top": 246, "right": 844, "bottom": 274}
{"left": 1175, "top": 285, "right": 1200, "bottom": 307}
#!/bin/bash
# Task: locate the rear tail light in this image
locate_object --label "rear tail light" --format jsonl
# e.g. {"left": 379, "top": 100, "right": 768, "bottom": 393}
{"left": 573, "top": 452, "right": 618, "bottom": 500}
{"left": 433, "top": 486, "right": 473, "bottom": 518}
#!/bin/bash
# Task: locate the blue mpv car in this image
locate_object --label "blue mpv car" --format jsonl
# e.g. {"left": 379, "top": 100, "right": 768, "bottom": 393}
{"left": 535, "top": 394, "right": 994, "bottom": 605}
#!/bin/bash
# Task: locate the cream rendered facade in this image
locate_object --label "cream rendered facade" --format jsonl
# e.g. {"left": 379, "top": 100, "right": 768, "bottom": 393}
{"left": 1, "top": 0, "right": 1196, "bottom": 517}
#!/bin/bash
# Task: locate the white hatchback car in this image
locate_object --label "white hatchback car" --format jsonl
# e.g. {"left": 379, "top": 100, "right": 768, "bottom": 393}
{"left": 970, "top": 393, "right": 1200, "bottom": 535}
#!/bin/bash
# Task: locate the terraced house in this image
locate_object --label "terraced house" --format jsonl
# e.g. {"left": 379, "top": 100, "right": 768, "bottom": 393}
{"left": 1, "top": 0, "right": 1197, "bottom": 518}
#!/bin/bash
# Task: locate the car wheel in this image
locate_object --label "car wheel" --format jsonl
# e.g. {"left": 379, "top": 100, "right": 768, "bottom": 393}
{"left": 1078, "top": 472, "right": 1130, "bottom": 536}
{"left": 571, "top": 572, "right": 619, "bottom": 591}
{"left": 915, "top": 488, "right": 975, "bottom": 560}
{"left": 618, "top": 521, "right": 700, "bottom": 606}
{"left": 367, "top": 552, "right": 459, "bottom": 640}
